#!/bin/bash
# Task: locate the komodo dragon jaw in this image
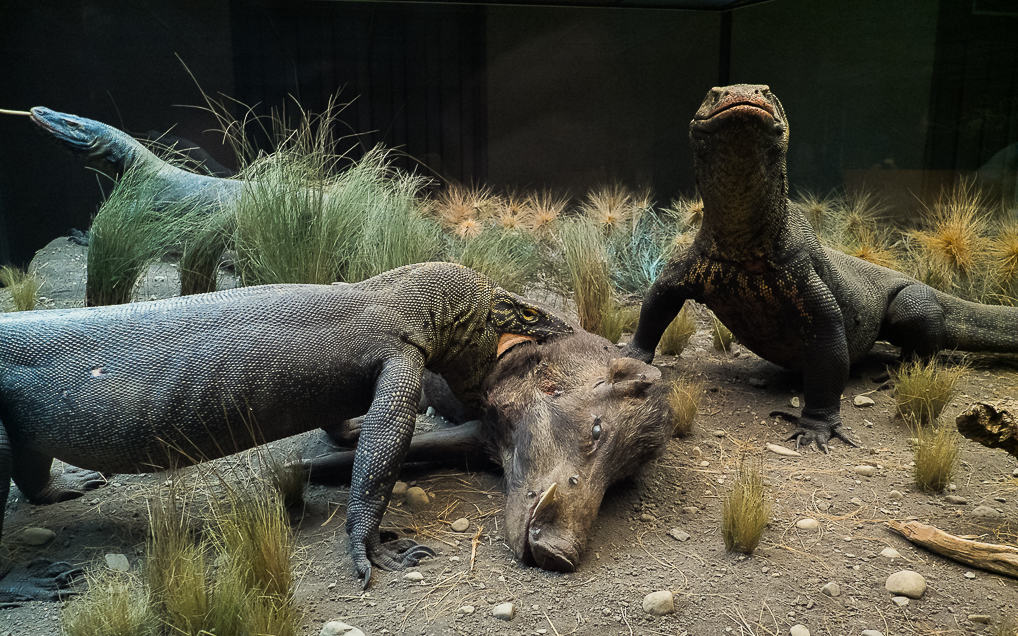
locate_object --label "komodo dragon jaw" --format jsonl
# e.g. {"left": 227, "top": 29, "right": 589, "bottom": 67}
{"left": 490, "top": 288, "right": 573, "bottom": 341}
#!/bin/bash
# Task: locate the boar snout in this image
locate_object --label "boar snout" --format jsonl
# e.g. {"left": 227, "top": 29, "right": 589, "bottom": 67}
{"left": 524, "top": 483, "right": 583, "bottom": 571}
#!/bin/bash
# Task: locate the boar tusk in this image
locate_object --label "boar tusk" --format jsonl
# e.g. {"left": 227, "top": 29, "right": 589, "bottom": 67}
{"left": 532, "top": 482, "right": 559, "bottom": 522}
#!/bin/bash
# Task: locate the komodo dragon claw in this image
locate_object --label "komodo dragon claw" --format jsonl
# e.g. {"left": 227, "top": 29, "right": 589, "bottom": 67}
{"left": 771, "top": 411, "right": 861, "bottom": 453}
{"left": 0, "top": 559, "right": 82, "bottom": 607}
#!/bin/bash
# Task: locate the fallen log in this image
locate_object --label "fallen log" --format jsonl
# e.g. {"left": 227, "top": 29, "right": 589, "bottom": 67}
{"left": 955, "top": 401, "right": 1018, "bottom": 458}
{"left": 887, "top": 520, "right": 1018, "bottom": 579}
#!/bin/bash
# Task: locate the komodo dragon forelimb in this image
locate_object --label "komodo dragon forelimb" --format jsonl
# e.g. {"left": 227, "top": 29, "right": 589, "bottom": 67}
{"left": 0, "top": 262, "right": 571, "bottom": 599}
{"left": 626, "top": 84, "right": 1018, "bottom": 451}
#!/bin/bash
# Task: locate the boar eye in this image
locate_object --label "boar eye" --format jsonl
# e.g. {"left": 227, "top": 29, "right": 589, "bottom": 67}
{"left": 591, "top": 417, "right": 602, "bottom": 441}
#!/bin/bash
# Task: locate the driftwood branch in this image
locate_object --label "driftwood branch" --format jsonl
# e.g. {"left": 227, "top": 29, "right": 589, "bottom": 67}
{"left": 887, "top": 520, "right": 1018, "bottom": 579}
{"left": 955, "top": 401, "right": 1018, "bottom": 458}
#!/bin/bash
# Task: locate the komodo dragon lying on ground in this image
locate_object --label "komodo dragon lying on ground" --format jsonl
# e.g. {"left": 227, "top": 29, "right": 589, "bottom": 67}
{"left": 624, "top": 84, "right": 1018, "bottom": 451}
{"left": 28, "top": 106, "right": 243, "bottom": 244}
{"left": 0, "top": 262, "right": 570, "bottom": 601}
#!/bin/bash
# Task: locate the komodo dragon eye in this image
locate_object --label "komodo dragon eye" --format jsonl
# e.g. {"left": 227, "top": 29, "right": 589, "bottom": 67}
{"left": 521, "top": 307, "right": 540, "bottom": 322}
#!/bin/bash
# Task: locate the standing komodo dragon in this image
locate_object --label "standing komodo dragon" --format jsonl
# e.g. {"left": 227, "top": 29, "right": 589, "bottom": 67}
{"left": 624, "top": 84, "right": 1018, "bottom": 451}
{"left": 0, "top": 262, "right": 571, "bottom": 601}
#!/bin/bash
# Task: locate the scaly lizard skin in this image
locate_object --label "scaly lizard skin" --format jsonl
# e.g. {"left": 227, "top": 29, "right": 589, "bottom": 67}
{"left": 625, "top": 84, "right": 1018, "bottom": 451}
{"left": 0, "top": 262, "right": 570, "bottom": 601}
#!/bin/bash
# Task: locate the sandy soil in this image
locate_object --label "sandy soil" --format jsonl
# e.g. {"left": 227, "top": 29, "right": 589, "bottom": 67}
{"left": 1, "top": 238, "right": 1016, "bottom": 636}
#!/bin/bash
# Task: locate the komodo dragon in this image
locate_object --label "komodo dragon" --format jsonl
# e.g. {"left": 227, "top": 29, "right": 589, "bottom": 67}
{"left": 624, "top": 84, "right": 1018, "bottom": 451}
{"left": 0, "top": 262, "right": 571, "bottom": 601}
{"left": 28, "top": 106, "right": 243, "bottom": 244}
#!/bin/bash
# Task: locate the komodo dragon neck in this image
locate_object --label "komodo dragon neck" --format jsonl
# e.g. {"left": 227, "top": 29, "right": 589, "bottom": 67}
{"left": 690, "top": 84, "right": 791, "bottom": 262}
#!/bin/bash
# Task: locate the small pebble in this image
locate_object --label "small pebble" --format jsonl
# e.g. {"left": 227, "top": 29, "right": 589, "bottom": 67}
{"left": 320, "top": 621, "right": 365, "bottom": 636}
{"left": 642, "top": 590, "right": 675, "bottom": 616}
{"left": 972, "top": 505, "right": 1002, "bottom": 519}
{"left": 885, "top": 570, "right": 926, "bottom": 599}
{"left": 682, "top": 506, "right": 699, "bottom": 514}
{"left": 640, "top": 513, "right": 656, "bottom": 522}
{"left": 405, "top": 486, "right": 430, "bottom": 511}
{"left": 795, "top": 518, "right": 819, "bottom": 530}
{"left": 668, "top": 528, "right": 691, "bottom": 542}
{"left": 765, "top": 442, "right": 801, "bottom": 457}
{"left": 853, "top": 395, "right": 875, "bottom": 407}
{"left": 879, "top": 547, "right": 901, "bottom": 559}
{"left": 963, "top": 571, "right": 976, "bottom": 579}
{"left": 391, "top": 481, "right": 408, "bottom": 497}
{"left": 789, "top": 396, "right": 801, "bottom": 408}
{"left": 457, "top": 605, "right": 475, "bottom": 615}
{"left": 861, "top": 631, "right": 884, "bottom": 636}
{"left": 854, "top": 465, "right": 877, "bottom": 477}
{"left": 19, "top": 527, "right": 55, "bottom": 546}
{"left": 450, "top": 517, "right": 470, "bottom": 532}
{"left": 944, "top": 495, "right": 968, "bottom": 505}
{"left": 891, "top": 596, "right": 910, "bottom": 607}
{"left": 403, "top": 571, "right": 424, "bottom": 582}
{"left": 889, "top": 490, "right": 904, "bottom": 500}
{"left": 969, "top": 614, "right": 992, "bottom": 624}
{"left": 789, "top": 625, "right": 809, "bottom": 636}
{"left": 821, "top": 581, "right": 840, "bottom": 597}
{"left": 105, "top": 553, "right": 130, "bottom": 572}
{"left": 492, "top": 602, "right": 515, "bottom": 621}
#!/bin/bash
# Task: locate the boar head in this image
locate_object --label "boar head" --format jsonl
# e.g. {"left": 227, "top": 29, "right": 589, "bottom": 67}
{"left": 483, "top": 331, "right": 670, "bottom": 571}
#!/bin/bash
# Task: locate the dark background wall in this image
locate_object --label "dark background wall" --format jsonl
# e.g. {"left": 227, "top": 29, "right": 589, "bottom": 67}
{"left": 1, "top": 0, "right": 1016, "bottom": 266}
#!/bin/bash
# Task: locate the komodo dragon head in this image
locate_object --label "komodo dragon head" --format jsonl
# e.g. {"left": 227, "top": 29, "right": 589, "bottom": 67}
{"left": 30, "top": 106, "right": 137, "bottom": 175}
{"left": 490, "top": 289, "right": 573, "bottom": 356}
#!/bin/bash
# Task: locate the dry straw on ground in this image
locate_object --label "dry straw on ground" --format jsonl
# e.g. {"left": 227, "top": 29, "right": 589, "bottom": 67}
{"left": 721, "top": 461, "right": 771, "bottom": 554}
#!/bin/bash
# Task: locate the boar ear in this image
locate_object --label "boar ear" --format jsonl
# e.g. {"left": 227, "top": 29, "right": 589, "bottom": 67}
{"left": 608, "top": 357, "right": 662, "bottom": 397}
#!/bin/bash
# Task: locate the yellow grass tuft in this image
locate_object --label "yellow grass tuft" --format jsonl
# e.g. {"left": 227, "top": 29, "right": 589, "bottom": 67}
{"left": 721, "top": 461, "right": 771, "bottom": 554}
{"left": 0, "top": 265, "right": 41, "bottom": 311}
{"left": 909, "top": 179, "right": 990, "bottom": 291}
{"left": 795, "top": 190, "right": 836, "bottom": 235}
{"left": 560, "top": 219, "right": 622, "bottom": 341}
{"left": 580, "top": 183, "right": 634, "bottom": 231}
{"left": 431, "top": 183, "right": 477, "bottom": 228}
{"left": 61, "top": 571, "right": 155, "bottom": 636}
{"left": 891, "top": 358, "right": 965, "bottom": 426}
{"left": 667, "top": 376, "right": 703, "bottom": 438}
{"left": 454, "top": 217, "right": 483, "bottom": 240}
{"left": 912, "top": 422, "right": 959, "bottom": 493}
{"left": 989, "top": 220, "right": 1018, "bottom": 299}
{"left": 525, "top": 189, "right": 569, "bottom": 232}
{"left": 658, "top": 303, "right": 697, "bottom": 356}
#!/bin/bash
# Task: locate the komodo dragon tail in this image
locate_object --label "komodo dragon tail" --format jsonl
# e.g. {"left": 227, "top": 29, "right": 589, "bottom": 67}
{"left": 937, "top": 291, "right": 1018, "bottom": 353}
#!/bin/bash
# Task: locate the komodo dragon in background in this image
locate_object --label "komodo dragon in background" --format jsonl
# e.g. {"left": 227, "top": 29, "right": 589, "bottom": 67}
{"left": 624, "top": 84, "right": 1018, "bottom": 451}
{"left": 0, "top": 262, "right": 571, "bottom": 601}
{"left": 28, "top": 106, "right": 243, "bottom": 244}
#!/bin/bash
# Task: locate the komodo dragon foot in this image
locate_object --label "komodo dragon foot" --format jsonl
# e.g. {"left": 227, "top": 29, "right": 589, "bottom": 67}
{"left": 352, "top": 536, "right": 436, "bottom": 590}
{"left": 770, "top": 411, "right": 860, "bottom": 453}
{"left": 0, "top": 558, "right": 82, "bottom": 607}
{"left": 24, "top": 466, "right": 107, "bottom": 505}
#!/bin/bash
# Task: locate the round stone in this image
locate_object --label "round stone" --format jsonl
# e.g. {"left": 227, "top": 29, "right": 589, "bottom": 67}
{"left": 667, "top": 528, "right": 691, "bottom": 542}
{"left": 891, "top": 596, "right": 909, "bottom": 607}
{"left": 320, "top": 621, "right": 365, "bottom": 636}
{"left": 642, "top": 590, "right": 675, "bottom": 616}
{"left": 403, "top": 571, "right": 424, "bottom": 582}
{"left": 853, "top": 395, "right": 876, "bottom": 407}
{"left": 854, "top": 465, "right": 877, "bottom": 477}
{"left": 450, "top": 517, "right": 470, "bottom": 532}
{"left": 972, "top": 505, "right": 1002, "bottom": 519}
{"left": 861, "top": 631, "right": 884, "bottom": 636}
{"left": 795, "top": 518, "right": 820, "bottom": 530}
{"left": 944, "top": 495, "right": 968, "bottom": 505}
{"left": 885, "top": 570, "right": 927, "bottom": 599}
{"left": 820, "top": 581, "right": 841, "bottom": 597}
{"left": 19, "top": 527, "right": 55, "bottom": 546}
{"left": 492, "top": 602, "right": 515, "bottom": 621}
{"left": 789, "top": 625, "right": 810, "bottom": 636}
{"left": 405, "top": 486, "right": 430, "bottom": 511}
{"left": 879, "top": 547, "right": 901, "bottom": 559}
{"left": 457, "top": 605, "right": 475, "bottom": 615}
{"left": 104, "top": 553, "right": 130, "bottom": 572}
{"left": 391, "top": 481, "right": 408, "bottom": 497}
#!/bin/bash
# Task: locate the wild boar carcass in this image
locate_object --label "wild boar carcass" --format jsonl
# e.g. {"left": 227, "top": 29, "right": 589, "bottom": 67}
{"left": 305, "top": 330, "right": 671, "bottom": 572}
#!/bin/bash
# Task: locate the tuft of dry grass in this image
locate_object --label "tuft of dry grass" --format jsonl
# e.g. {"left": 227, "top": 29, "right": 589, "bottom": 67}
{"left": 912, "top": 422, "right": 959, "bottom": 493}
{"left": 61, "top": 571, "right": 155, "bottom": 636}
{"left": 580, "top": 183, "right": 634, "bottom": 231}
{"left": 841, "top": 225, "right": 901, "bottom": 270}
{"left": 909, "top": 179, "right": 990, "bottom": 295}
{"left": 525, "top": 189, "right": 569, "bottom": 233}
{"left": 659, "top": 303, "right": 697, "bottom": 356}
{"left": 559, "top": 219, "right": 622, "bottom": 341}
{"left": 989, "top": 220, "right": 1018, "bottom": 300}
{"left": 664, "top": 195, "right": 704, "bottom": 228}
{"left": 712, "top": 315, "right": 734, "bottom": 353}
{"left": 495, "top": 193, "right": 528, "bottom": 230}
{"left": 667, "top": 376, "right": 704, "bottom": 438}
{"left": 721, "top": 461, "right": 771, "bottom": 554}
{"left": 794, "top": 190, "right": 836, "bottom": 235}
{"left": 891, "top": 358, "right": 965, "bottom": 426}
{"left": 260, "top": 451, "right": 308, "bottom": 512}
{"left": 0, "top": 265, "right": 41, "bottom": 311}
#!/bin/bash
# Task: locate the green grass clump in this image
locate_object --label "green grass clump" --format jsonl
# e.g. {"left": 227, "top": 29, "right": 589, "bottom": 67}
{"left": 667, "top": 376, "right": 703, "bottom": 438}
{"left": 61, "top": 571, "right": 155, "bottom": 636}
{"left": 711, "top": 315, "right": 734, "bottom": 352}
{"left": 0, "top": 265, "right": 41, "bottom": 311}
{"left": 721, "top": 461, "right": 771, "bottom": 554}
{"left": 452, "top": 226, "right": 538, "bottom": 294}
{"left": 86, "top": 166, "right": 202, "bottom": 306}
{"left": 891, "top": 358, "right": 965, "bottom": 426}
{"left": 658, "top": 303, "right": 697, "bottom": 355}
{"left": 912, "top": 422, "right": 959, "bottom": 493}
{"left": 559, "top": 219, "right": 623, "bottom": 341}
{"left": 178, "top": 209, "right": 233, "bottom": 295}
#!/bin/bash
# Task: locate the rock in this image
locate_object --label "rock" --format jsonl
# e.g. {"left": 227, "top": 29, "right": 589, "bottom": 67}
{"left": 884, "top": 570, "right": 926, "bottom": 599}
{"left": 405, "top": 486, "right": 430, "bottom": 511}
{"left": 891, "top": 596, "right": 910, "bottom": 607}
{"left": 667, "top": 528, "right": 691, "bottom": 542}
{"left": 964, "top": 571, "right": 976, "bottom": 579}
{"left": 457, "top": 605, "right": 475, "bottom": 616}
{"left": 972, "top": 505, "right": 1002, "bottom": 519}
{"left": 682, "top": 506, "right": 699, "bottom": 514}
{"left": 820, "top": 581, "right": 841, "bottom": 597}
{"left": 853, "top": 395, "right": 875, "bottom": 407}
{"left": 888, "top": 490, "right": 904, "bottom": 500}
{"left": 713, "top": 429, "right": 726, "bottom": 437}
{"left": 450, "top": 517, "right": 470, "bottom": 532}
{"left": 320, "top": 621, "right": 365, "bottom": 636}
{"left": 765, "top": 442, "right": 801, "bottom": 457}
{"left": 795, "top": 518, "right": 819, "bottom": 530}
{"left": 492, "top": 602, "right": 515, "bottom": 621}
{"left": 1013, "top": 467, "right": 1018, "bottom": 478}
{"left": 968, "top": 614, "right": 991, "bottom": 624}
{"left": 640, "top": 512, "right": 656, "bottom": 522}
{"left": 879, "top": 547, "right": 901, "bottom": 559}
{"left": 789, "top": 396, "right": 801, "bottom": 408}
{"left": 642, "top": 590, "right": 675, "bottom": 616}
{"left": 789, "top": 625, "right": 810, "bottom": 636}
{"left": 391, "top": 481, "right": 408, "bottom": 497}
{"left": 944, "top": 495, "right": 968, "bottom": 505}
{"left": 19, "top": 527, "right": 55, "bottom": 546}
{"left": 105, "top": 553, "right": 130, "bottom": 572}
{"left": 403, "top": 571, "right": 424, "bottom": 582}
{"left": 861, "top": 631, "right": 884, "bottom": 636}
{"left": 854, "top": 465, "right": 877, "bottom": 477}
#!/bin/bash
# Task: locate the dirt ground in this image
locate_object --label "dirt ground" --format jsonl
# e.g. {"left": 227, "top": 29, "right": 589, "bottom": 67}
{"left": 2, "top": 237, "right": 1017, "bottom": 636}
